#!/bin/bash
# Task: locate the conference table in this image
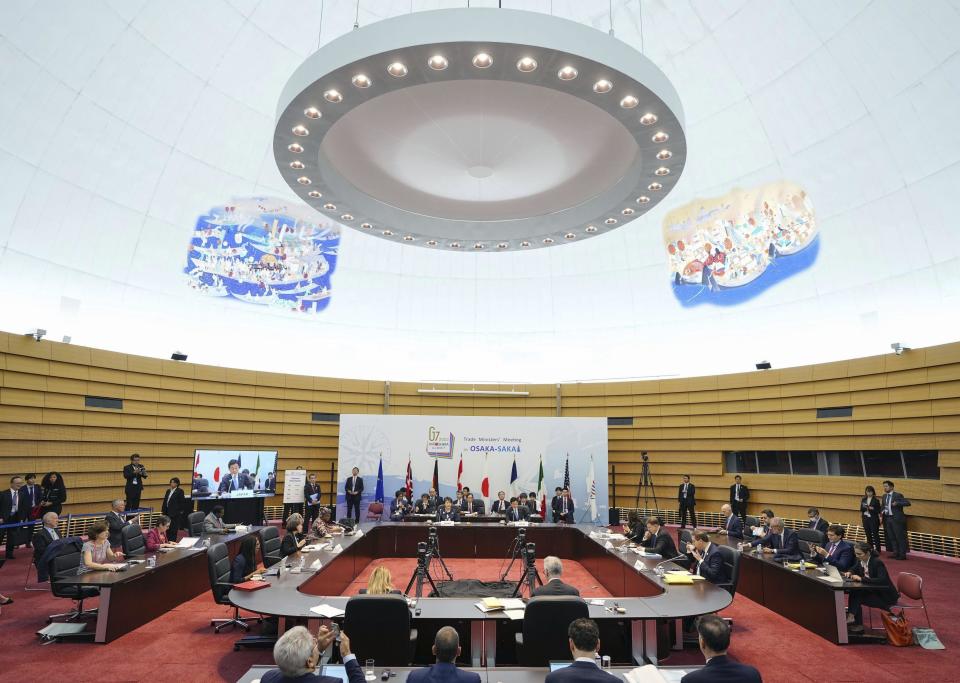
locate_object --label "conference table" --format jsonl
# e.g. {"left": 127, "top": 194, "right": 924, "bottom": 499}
{"left": 237, "top": 664, "right": 701, "bottom": 682}
{"left": 229, "top": 522, "right": 733, "bottom": 666}
{"left": 54, "top": 527, "right": 262, "bottom": 643}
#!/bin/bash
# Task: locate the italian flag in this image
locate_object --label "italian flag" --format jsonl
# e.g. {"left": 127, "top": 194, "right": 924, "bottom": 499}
{"left": 537, "top": 455, "right": 547, "bottom": 516}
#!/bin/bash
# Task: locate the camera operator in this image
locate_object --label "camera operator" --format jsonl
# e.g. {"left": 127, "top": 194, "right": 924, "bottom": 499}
{"left": 123, "top": 453, "right": 147, "bottom": 510}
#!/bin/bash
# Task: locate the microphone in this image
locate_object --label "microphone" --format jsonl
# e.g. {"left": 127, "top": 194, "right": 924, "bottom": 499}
{"left": 649, "top": 554, "right": 688, "bottom": 572}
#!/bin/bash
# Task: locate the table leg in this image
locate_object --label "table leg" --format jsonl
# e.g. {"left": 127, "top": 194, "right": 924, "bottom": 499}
{"left": 470, "top": 620, "right": 483, "bottom": 667}
{"left": 483, "top": 620, "right": 497, "bottom": 667}
{"left": 672, "top": 618, "right": 683, "bottom": 650}
{"left": 632, "top": 619, "right": 651, "bottom": 664}
{"left": 94, "top": 587, "right": 111, "bottom": 644}
{"left": 834, "top": 591, "right": 849, "bottom": 645}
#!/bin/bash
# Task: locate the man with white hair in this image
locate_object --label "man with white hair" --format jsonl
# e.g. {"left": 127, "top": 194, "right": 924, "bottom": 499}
{"left": 262, "top": 625, "right": 362, "bottom": 683}
{"left": 32, "top": 511, "right": 61, "bottom": 564}
{"left": 105, "top": 498, "right": 130, "bottom": 549}
{"left": 532, "top": 555, "right": 581, "bottom": 596}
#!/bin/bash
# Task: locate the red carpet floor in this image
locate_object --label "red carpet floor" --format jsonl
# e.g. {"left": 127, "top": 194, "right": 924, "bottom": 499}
{"left": 0, "top": 551, "right": 955, "bottom": 682}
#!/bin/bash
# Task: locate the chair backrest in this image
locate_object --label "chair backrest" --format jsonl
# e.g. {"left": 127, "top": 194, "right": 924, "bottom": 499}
{"left": 258, "top": 526, "right": 282, "bottom": 567}
{"left": 344, "top": 594, "right": 412, "bottom": 665}
{"left": 744, "top": 516, "right": 758, "bottom": 528}
{"left": 714, "top": 544, "right": 740, "bottom": 597}
{"left": 367, "top": 502, "right": 384, "bottom": 515}
{"left": 206, "top": 542, "right": 233, "bottom": 604}
{"left": 121, "top": 524, "right": 146, "bottom": 557}
{"left": 678, "top": 528, "right": 693, "bottom": 546}
{"left": 797, "top": 539, "right": 812, "bottom": 557}
{"left": 520, "top": 596, "right": 590, "bottom": 666}
{"left": 796, "top": 528, "right": 825, "bottom": 545}
{"left": 187, "top": 511, "right": 205, "bottom": 536}
{"left": 897, "top": 572, "right": 923, "bottom": 600}
{"left": 48, "top": 540, "right": 85, "bottom": 599}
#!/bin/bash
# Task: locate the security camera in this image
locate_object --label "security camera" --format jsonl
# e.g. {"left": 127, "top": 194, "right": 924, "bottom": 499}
{"left": 25, "top": 328, "right": 46, "bottom": 341}
{"left": 890, "top": 343, "right": 910, "bottom": 356}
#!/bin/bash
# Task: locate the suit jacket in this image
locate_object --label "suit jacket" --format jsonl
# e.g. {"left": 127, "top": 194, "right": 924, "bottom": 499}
{"left": 218, "top": 472, "right": 252, "bottom": 493}
{"left": 881, "top": 491, "right": 911, "bottom": 523}
{"left": 192, "top": 477, "right": 210, "bottom": 494}
{"left": 123, "top": 463, "right": 146, "bottom": 491}
{"left": 260, "top": 656, "right": 364, "bottom": 683}
{"left": 430, "top": 495, "right": 444, "bottom": 511}
{"left": 752, "top": 528, "right": 800, "bottom": 559}
{"left": 105, "top": 510, "right": 130, "bottom": 547}
{"left": 506, "top": 506, "right": 527, "bottom": 522}
{"left": 390, "top": 498, "right": 410, "bottom": 518}
{"left": 722, "top": 514, "right": 744, "bottom": 539}
{"left": 0, "top": 488, "right": 30, "bottom": 522}
{"left": 490, "top": 499, "right": 509, "bottom": 514}
{"left": 554, "top": 497, "right": 574, "bottom": 521}
{"left": 807, "top": 518, "right": 829, "bottom": 535}
{"left": 692, "top": 543, "right": 728, "bottom": 584}
{"left": 414, "top": 500, "right": 435, "bottom": 514}
{"left": 406, "top": 662, "right": 482, "bottom": 683}
{"left": 860, "top": 495, "right": 881, "bottom": 523}
{"left": 850, "top": 555, "right": 899, "bottom": 604}
{"left": 526, "top": 500, "right": 538, "bottom": 516}
{"left": 640, "top": 530, "right": 678, "bottom": 558}
{"left": 436, "top": 507, "right": 461, "bottom": 522}
{"left": 678, "top": 483, "right": 696, "bottom": 506}
{"left": 280, "top": 532, "right": 304, "bottom": 558}
{"left": 817, "top": 539, "right": 855, "bottom": 572}
{"left": 532, "top": 578, "right": 581, "bottom": 597}
{"left": 202, "top": 512, "right": 225, "bottom": 533}
{"left": 32, "top": 525, "right": 62, "bottom": 566}
{"left": 161, "top": 487, "right": 187, "bottom": 523}
{"left": 21, "top": 483, "right": 42, "bottom": 511}
{"left": 462, "top": 500, "right": 485, "bottom": 515}
{"left": 545, "top": 661, "right": 620, "bottom": 683}
{"left": 304, "top": 483, "right": 322, "bottom": 507}
{"left": 264, "top": 476, "right": 277, "bottom": 491}
{"left": 144, "top": 527, "right": 169, "bottom": 552}
{"left": 344, "top": 475, "right": 364, "bottom": 498}
{"left": 551, "top": 495, "right": 563, "bottom": 514}
{"left": 680, "top": 655, "right": 762, "bottom": 683}
{"left": 728, "top": 483, "right": 749, "bottom": 505}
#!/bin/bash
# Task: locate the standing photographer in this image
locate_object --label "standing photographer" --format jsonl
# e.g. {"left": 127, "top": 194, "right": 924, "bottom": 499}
{"left": 123, "top": 453, "right": 147, "bottom": 510}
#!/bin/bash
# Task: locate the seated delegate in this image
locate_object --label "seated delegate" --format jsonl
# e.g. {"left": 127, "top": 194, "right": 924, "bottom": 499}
{"left": 744, "top": 517, "right": 799, "bottom": 561}
{"left": 231, "top": 536, "right": 266, "bottom": 582}
{"left": 844, "top": 541, "right": 899, "bottom": 633}
{"left": 436, "top": 497, "right": 461, "bottom": 522}
{"left": 407, "top": 626, "right": 481, "bottom": 683}
{"left": 811, "top": 524, "right": 855, "bottom": 572}
{"left": 262, "top": 625, "right": 362, "bottom": 683}
{"left": 203, "top": 505, "right": 232, "bottom": 533}
{"left": 78, "top": 521, "right": 124, "bottom": 574}
{"left": 145, "top": 515, "right": 179, "bottom": 552}
{"left": 715, "top": 504, "right": 744, "bottom": 539}
{"left": 639, "top": 515, "right": 679, "bottom": 557}
{"left": 281, "top": 515, "right": 307, "bottom": 560}
{"left": 545, "top": 618, "right": 618, "bottom": 682}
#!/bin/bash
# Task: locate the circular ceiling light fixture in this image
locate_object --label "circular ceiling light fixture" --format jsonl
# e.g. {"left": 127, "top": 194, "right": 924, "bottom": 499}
{"left": 274, "top": 8, "right": 686, "bottom": 251}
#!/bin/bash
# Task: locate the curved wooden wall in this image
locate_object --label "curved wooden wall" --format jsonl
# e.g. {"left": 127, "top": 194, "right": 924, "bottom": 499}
{"left": 0, "top": 332, "right": 957, "bottom": 536}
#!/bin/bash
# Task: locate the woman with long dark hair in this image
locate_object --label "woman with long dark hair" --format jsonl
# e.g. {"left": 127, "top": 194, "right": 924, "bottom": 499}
{"left": 860, "top": 485, "right": 882, "bottom": 553}
{"left": 40, "top": 472, "right": 67, "bottom": 515}
{"left": 230, "top": 536, "right": 264, "bottom": 582}
{"left": 844, "top": 541, "right": 899, "bottom": 633}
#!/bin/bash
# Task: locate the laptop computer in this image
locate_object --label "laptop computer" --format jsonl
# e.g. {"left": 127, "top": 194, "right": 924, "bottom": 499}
{"left": 320, "top": 665, "right": 350, "bottom": 683}
{"left": 816, "top": 563, "right": 844, "bottom": 583}
{"left": 549, "top": 662, "right": 573, "bottom": 671}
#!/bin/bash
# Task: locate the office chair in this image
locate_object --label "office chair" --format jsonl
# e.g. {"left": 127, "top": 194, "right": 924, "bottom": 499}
{"left": 515, "top": 596, "right": 590, "bottom": 666}
{"left": 894, "top": 572, "right": 931, "bottom": 629}
{"left": 344, "top": 594, "right": 417, "bottom": 665}
{"left": 258, "top": 526, "right": 282, "bottom": 568}
{"left": 365, "top": 502, "right": 384, "bottom": 521}
{"left": 120, "top": 524, "right": 146, "bottom": 557}
{"left": 678, "top": 528, "right": 694, "bottom": 547}
{"left": 46, "top": 541, "right": 99, "bottom": 622}
{"left": 796, "top": 528, "right": 825, "bottom": 546}
{"left": 206, "top": 542, "right": 261, "bottom": 633}
{"left": 187, "top": 511, "right": 205, "bottom": 536}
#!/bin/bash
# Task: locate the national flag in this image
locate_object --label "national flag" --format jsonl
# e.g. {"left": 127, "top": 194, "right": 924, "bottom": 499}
{"left": 432, "top": 459, "right": 439, "bottom": 493}
{"left": 194, "top": 451, "right": 201, "bottom": 477}
{"left": 481, "top": 454, "right": 490, "bottom": 500}
{"left": 374, "top": 454, "right": 384, "bottom": 503}
{"left": 457, "top": 454, "right": 464, "bottom": 491}
{"left": 563, "top": 454, "right": 570, "bottom": 489}
{"left": 213, "top": 466, "right": 221, "bottom": 483}
{"left": 405, "top": 456, "right": 413, "bottom": 501}
{"left": 254, "top": 453, "right": 261, "bottom": 478}
{"left": 509, "top": 456, "right": 518, "bottom": 496}
{"left": 586, "top": 455, "right": 597, "bottom": 521}
{"left": 237, "top": 453, "right": 242, "bottom": 468}
{"left": 537, "top": 455, "right": 547, "bottom": 516}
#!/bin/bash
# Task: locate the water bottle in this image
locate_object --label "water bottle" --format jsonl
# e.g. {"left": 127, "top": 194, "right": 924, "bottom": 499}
{"left": 298, "top": 555, "right": 305, "bottom": 572}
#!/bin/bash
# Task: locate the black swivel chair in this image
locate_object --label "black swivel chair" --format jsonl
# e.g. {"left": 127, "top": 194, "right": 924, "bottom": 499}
{"left": 796, "top": 528, "right": 825, "bottom": 546}
{"left": 744, "top": 516, "right": 759, "bottom": 529}
{"left": 344, "top": 595, "right": 417, "bottom": 665}
{"left": 206, "top": 542, "right": 261, "bottom": 633}
{"left": 515, "top": 596, "right": 590, "bottom": 666}
{"left": 715, "top": 544, "right": 742, "bottom": 627}
{"left": 678, "top": 528, "right": 694, "bottom": 547}
{"left": 46, "top": 540, "right": 100, "bottom": 622}
{"left": 187, "top": 511, "right": 205, "bottom": 537}
{"left": 258, "top": 526, "right": 282, "bottom": 568}
{"left": 120, "top": 524, "right": 146, "bottom": 557}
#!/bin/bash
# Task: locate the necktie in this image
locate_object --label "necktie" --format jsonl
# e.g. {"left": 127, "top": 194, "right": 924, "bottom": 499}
{"left": 727, "top": 516, "right": 732, "bottom": 530}
{"left": 12, "top": 490, "right": 18, "bottom": 511}
{"left": 563, "top": 499, "right": 567, "bottom": 513}
{"left": 736, "top": 484, "right": 740, "bottom": 499}
{"left": 828, "top": 543, "right": 836, "bottom": 557}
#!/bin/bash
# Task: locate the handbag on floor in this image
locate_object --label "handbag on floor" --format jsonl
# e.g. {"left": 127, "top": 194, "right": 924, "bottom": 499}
{"left": 881, "top": 609, "right": 913, "bottom": 646}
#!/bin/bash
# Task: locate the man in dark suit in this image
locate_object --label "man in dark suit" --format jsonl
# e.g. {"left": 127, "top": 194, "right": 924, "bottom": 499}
{"left": 105, "top": 498, "right": 131, "bottom": 549}
{"left": 526, "top": 491, "right": 539, "bottom": 517}
{"left": 490, "top": 491, "right": 509, "bottom": 515}
{"left": 532, "top": 556, "right": 581, "bottom": 596}
{"left": 554, "top": 487, "right": 574, "bottom": 523}
{"left": 881, "top": 480, "right": 911, "bottom": 560}
{"left": 715, "top": 504, "right": 744, "bottom": 539}
{"left": 458, "top": 487, "right": 472, "bottom": 510}
{"left": 407, "top": 626, "right": 481, "bottom": 683}
{"left": 161, "top": 477, "right": 187, "bottom": 541}
{"left": 550, "top": 487, "right": 563, "bottom": 522}
{"left": 428, "top": 487, "right": 443, "bottom": 512}
{"left": 545, "top": 618, "right": 619, "bottom": 682}
{"left": 436, "top": 498, "right": 461, "bottom": 522}
{"left": 680, "top": 616, "right": 762, "bottom": 683}
{"left": 728, "top": 475, "right": 749, "bottom": 524}
{"left": 32, "top": 511, "right": 61, "bottom": 568}
{"left": 262, "top": 625, "right": 364, "bottom": 683}
{"left": 749, "top": 518, "right": 799, "bottom": 561}
{"left": 414, "top": 493, "right": 435, "bottom": 515}
{"left": 123, "top": 453, "right": 147, "bottom": 510}
{"left": 678, "top": 474, "right": 697, "bottom": 529}
{"left": 812, "top": 524, "right": 855, "bottom": 572}
{"left": 806, "top": 507, "right": 829, "bottom": 536}
{"left": 263, "top": 471, "right": 277, "bottom": 491}
{"left": 390, "top": 490, "right": 410, "bottom": 521}
{"left": 192, "top": 472, "right": 210, "bottom": 495}
{"left": 0, "top": 475, "right": 30, "bottom": 560}
{"left": 344, "top": 467, "right": 363, "bottom": 520}
{"left": 685, "top": 531, "right": 728, "bottom": 584}
{"left": 506, "top": 497, "right": 528, "bottom": 522}
{"left": 218, "top": 459, "right": 252, "bottom": 494}
{"left": 639, "top": 515, "right": 679, "bottom": 558}
{"left": 303, "top": 473, "right": 322, "bottom": 527}
{"left": 463, "top": 492, "right": 484, "bottom": 515}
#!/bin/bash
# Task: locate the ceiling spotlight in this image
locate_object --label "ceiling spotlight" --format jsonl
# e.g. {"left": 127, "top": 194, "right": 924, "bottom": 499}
{"left": 382, "top": 229, "right": 394, "bottom": 236}
{"left": 891, "top": 342, "right": 911, "bottom": 355}
{"left": 640, "top": 113, "right": 657, "bottom": 125}
{"left": 450, "top": 242, "right": 461, "bottom": 248}
{"left": 657, "top": 149, "right": 672, "bottom": 160}
{"left": 351, "top": 73, "right": 371, "bottom": 88}
{"left": 340, "top": 214, "right": 354, "bottom": 221}
{"left": 620, "top": 95, "right": 639, "bottom": 108}
{"left": 593, "top": 79, "right": 613, "bottom": 93}
{"left": 289, "top": 160, "right": 305, "bottom": 170}
{"left": 652, "top": 131, "right": 669, "bottom": 143}
{"left": 171, "top": 351, "right": 188, "bottom": 362}
{"left": 516, "top": 57, "right": 537, "bottom": 73}
{"left": 297, "top": 176, "right": 311, "bottom": 185}
{"left": 387, "top": 62, "right": 408, "bottom": 78}
{"left": 308, "top": 190, "right": 322, "bottom": 198}
{"left": 323, "top": 89, "right": 343, "bottom": 103}
{"left": 585, "top": 225, "right": 598, "bottom": 233}
{"left": 473, "top": 242, "right": 485, "bottom": 249}
{"left": 542, "top": 237, "right": 554, "bottom": 244}
{"left": 648, "top": 182, "right": 663, "bottom": 191}
{"left": 403, "top": 235, "right": 415, "bottom": 241}
{"left": 497, "top": 242, "right": 509, "bottom": 249}
{"left": 426, "top": 240, "right": 437, "bottom": 246}
{"left": 323, "top": 203, "right": 336, "bottom": 210}
{"left": 287, "top": 143, "right": 304, "bottom": 153}
{"left": 360, "top": 222, "right": 372, "bottom": 229}
{"left": 637, "top": 196, "right": 650, "bottom": 204}
{"left": 472, "top": 53, "right": 493, "bottom": 69}
{"left": 604, "top": 217, "right": 618, "bottom": 225}
{"left": 621, "top": 207, "right": 635, "bottom": 215}
{"left": 755, "top": 361, "right": 772, "bottom": 370}
{"left": 304, "top": 107, "right": 322, "bottom": 119}
{"left": 557, "top": 66, "right": 578, "bottom": 81}
{"left": 564, "top": 232, "right": 576, "bottom": 239}
{"left": 292, "top": 125, "right": 309, "bottom": 136}
{"left": 520, "top": 241, "right": 531, "bottom": 247}
{"left": 655, "top": 167, "right": 670, "bottom": 176}
{"left": 428, "top": 55, "right": 449, "bottom": 70}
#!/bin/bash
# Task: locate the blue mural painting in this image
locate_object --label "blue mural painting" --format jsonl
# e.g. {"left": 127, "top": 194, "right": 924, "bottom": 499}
{"left": 663, "top": 181, "right": 818, "bottom": 307}
{"left": 184, "top": 197, "right": 339, "bottom": 313}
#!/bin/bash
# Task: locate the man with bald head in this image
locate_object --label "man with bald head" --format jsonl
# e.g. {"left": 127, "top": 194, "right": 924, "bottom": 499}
{"left": 407, "top": 626, "right": 481, "bottom": 682}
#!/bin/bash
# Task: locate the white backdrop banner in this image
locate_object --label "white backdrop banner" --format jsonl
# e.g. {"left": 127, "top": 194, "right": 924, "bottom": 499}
{"left": 336, "top": 415, "right": 608, "bottom": 522}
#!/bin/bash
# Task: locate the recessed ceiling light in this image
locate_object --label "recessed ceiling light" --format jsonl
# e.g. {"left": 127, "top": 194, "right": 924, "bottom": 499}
{"left": 497, "top": 242, "right": 509, "bottom": 249}
{"left": 340, "top": 214, "right": 354, "bottom": 221}
{"left": 622, "top": 207, "right": 635, "bottom": 215}
{"left": 289, "top": 160, "right": 305, "bottom": 170}
{"left": 636, "top": 196, "right": 650, "bottom": 204}
{"left": 640, "top": 113, "right": 657, "bottom": 126}
{"left": 304, "top": 107, "right": 321, "bottom": 119}
{"left": 387, "top": 62, "right": 408, "bottom": 78}
{"left": 620, "top": 95, "right": 639, "bottom": 108}
{"left": 403, "top": 235, "right": 415, "bottom": 241}
{"left": 297, "top": 176, "right": 311, "bottom": 185}
{"left": 308, "top": 190, "right": 322, "bottom": 198}
{"left": 292, "top": 125, "right": 309, "bottom": 136}
{"left": 426, "top": 240, "right": 437, "bottom": 246}
{"left": 652, "top": 131, "right": 669, "bottom": 143}
{"left": 655, "top": 167, "right": 670, "bottom": 176}
{"left": 585, "top": 225, "right": 598, "bottom": 233}
{"left": 323, "top": 203, "right": 336, "bottom": 210}
{"left": 428, "top": 55, "right": 448, "bottom": 70}
{"left": 382, "top": 229, "right": 394, "bottom": 236}
{"left": 516, "top": 57, "right": 537, "bottom": 73}
{"left": 450, "top": 242, "right": 461, "bottom": 248}
{"left": 657, "top": 149, "right": 672, "bottom": 160}
{"left": 604, "top": 218, "right": 618, "bottom": 225}
{"left": 520, "top": 241, "right": 531, "bottom": 247}
{"left": 543, "top": 237, "right": 555, "bottom": 244}
{"left": 323, "top": 89, "right": 342, "bottom": 103}
{"left": 564, "top": 232, "right": 576, "bottom": 239}
{"left": 648, "top": 182, "right": 663, "bottom": 191}
{"left": 360, "top": 222, "right": 372, "bottom": 229}
{"left": 351, "top": 74, "right": 371, "bottom": 88}
{"left": 473, "top": 242, "right": 485, "bottom": 249}
{"left": 593, "top": 79, "right": 613, "bottom": 93}
{"left": 472, "top": 53, "right": 493, "bottom": 69}
{"left": 557, "top": 66, "right": 578, "bottom": 81}
{"left": 288, "top": 143, "right": 304, "bottom": 154}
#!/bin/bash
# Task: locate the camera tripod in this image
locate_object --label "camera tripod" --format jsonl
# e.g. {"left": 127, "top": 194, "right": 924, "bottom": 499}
{"left": 404, "top": 542, "right": 440, "bottom": 598}
{"left": 633, "top": 451, "right": 659, "bottom": 514}
{"left": 511, "top": 542, "right": 543, "bottom": 597}
{"left": 498, "top": 527, "right": 527, "bottom": 582}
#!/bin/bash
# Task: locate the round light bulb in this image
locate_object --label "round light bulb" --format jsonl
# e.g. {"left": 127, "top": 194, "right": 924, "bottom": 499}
{"left": 648, "top": 182, "right": 663, "bottom": 191}
{"left": 640, "top": 113, "right": 658, "bottom": 126}
{"left": 655, "top": 167, "right": 670, "bottom": 176}
{"left": 289, "top": 160, "right": 305, "bottom": 170}
{"left": 604, "top": 218, "right": 618, "bottom": 225}
{"left": 637, "top": 196, "right": 650, "bottom": 204}
{"left": 652, "top": 131, "right": 669, "bottom": 143}
{"left": 620, "top": 95, "right": 639, "bottom": 109}
{"left": 292, "top": 125, "right": 309, "bottom": 136}
{"left": 593, "top": 79, "right": 613, "bottom": 94}
{"left": 657, "top": 149, "right": 672, "bottom": 160}
{"left": 351, "top": 74, "right": 371, "bottom": 88}
{"left": 287, "top": 143, "right": 304, "bottom": 153}
{"left": 428, "top": 55, "right": 448, "bottom": 71}
{"left": 387, "top": 62, "right": 408, "bottom": 78}
{"left": 296, "top": 176, "right": 311, "bottom": 185}
{"left": 516, "top": 57, "right": 538, "bottom": 73}
{"left": 557, "top": 66, "right": 578, "bottom": 81}
{"left": 472, "top": 53, "right": 493, "bottom": 69}
{"left": 304, "top": 107, "right": 321, "bottom": 119}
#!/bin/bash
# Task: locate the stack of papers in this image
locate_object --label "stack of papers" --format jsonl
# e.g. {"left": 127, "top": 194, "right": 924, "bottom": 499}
{"left": 309, "top": 604, "right": 345, "bottom": 618}
{"left": 474, "top": 597, "right": 525, "bottom": 613}
{"left": 177, "top": 537, "right": 200, "bottom": 548}
{"left": 785, "top": 561, "right": 816, "bottom": 570}
{"left": 604, "top": 540, "right": 615, "bottom": 549}
{"left": 661, "top": 573, "right": 696, "bottom": 585}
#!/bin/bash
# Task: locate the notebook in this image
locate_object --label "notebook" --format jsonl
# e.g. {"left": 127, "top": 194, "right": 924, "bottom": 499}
{"left": 232, "top": 580, "right": 270, "bottom": 591}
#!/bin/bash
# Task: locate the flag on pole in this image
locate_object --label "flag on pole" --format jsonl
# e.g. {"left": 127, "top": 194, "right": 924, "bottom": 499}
{"left": 537, "top": 455, "right": 547, "bottom": 517}
{"left": 509, "top": 456, "right": 519, "bottom": 496}
{"left": 405, "top": 456, "right": 413, "bottom": 501}
{"left": 194, "top": 451, "right": 200, "bottom": 477}
{"left": 563, "top": 454, "right": 570, "bottom": 489}
{"left": 374, "top": 455, "right": 384, "bottom": 503}
{"left": 254, "top": 453, "right": 261, "bottom": 478}
{"left": 432, "top": 459, "right": 439, "bottom": 493}
{"left": 586, "top": 455, "right": 597, "bottom": 521}
{"left": 457, "top": 454, "right": 464, "bottom": 492}
{"left": 237, "top": 453, "right": 242, "bottom": 468}
{"left": 481, "top": 454, "right": 490, "bottom": 501}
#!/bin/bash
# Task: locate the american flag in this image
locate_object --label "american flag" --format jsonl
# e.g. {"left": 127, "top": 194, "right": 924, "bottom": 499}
{"left": 563, "top": 454, "right": 570, "bottom": 489}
